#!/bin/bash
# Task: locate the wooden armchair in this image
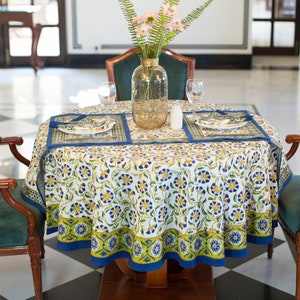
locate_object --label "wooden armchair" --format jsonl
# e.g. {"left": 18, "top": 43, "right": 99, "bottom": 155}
{"left": 0, "top": 136, "right": 45, "bottom": 300}
{"left": 106, "top": 47, "right": 195, "bottom": 101}
{"left": 269, "top": 134, "right": 300, "bottom": 299}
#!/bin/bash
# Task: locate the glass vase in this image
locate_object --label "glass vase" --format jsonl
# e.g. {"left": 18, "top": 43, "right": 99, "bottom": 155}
{"left": 132, "top": 57, "right": 168, "bottom": 130}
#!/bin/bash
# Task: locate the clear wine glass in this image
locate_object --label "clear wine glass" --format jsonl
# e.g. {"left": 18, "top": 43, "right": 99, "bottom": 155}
{"left": 97, "top": 82, "right": 116, "bottom": 112}
{"left": 185, "top": 79, "right": 204, "bottom": 119}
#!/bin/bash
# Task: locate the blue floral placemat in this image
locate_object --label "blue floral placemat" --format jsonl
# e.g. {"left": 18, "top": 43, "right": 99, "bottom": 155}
{"left": 47, "top": 113, "right": 131, "bottom": 148}
{"left": 183, "top": 110, "right": 271, "bottom": 143}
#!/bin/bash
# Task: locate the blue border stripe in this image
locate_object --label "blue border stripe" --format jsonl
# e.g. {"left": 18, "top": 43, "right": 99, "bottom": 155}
{"left": 57, "top": 240, "right": 91, "bottom": 251}
{"left": 247, "top": 234, "right": 273, "bottom": 244}
{"left": 90, "top": 252, "right": 226, "bottom": 272}
{"left": 225, "top": 248, "right": 248, "bottom": 258}
{"left": 47, "top": 227, "right": 58, "bottom": 234}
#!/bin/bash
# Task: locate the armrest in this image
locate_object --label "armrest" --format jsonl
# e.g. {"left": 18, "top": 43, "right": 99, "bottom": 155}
{"left": 285, "top": 134, "right": 300, "bottom": 160}
{"left": 0, "top": 136, "right": 30, "bottom": 166}
{"left": 0, "top": 178, "right": 17, "bottom": 189}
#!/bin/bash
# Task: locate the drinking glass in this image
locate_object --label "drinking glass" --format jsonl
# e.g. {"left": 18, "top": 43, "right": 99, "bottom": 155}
{"left": 185, "top": 79, "right": 204, "bottom": 118}
{"left": 97, "top": 82, "right": 116, "bottom": 112}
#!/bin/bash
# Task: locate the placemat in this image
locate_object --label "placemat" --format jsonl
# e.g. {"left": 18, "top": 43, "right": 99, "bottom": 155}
{"left": 47, "top": 113, "right": 131, "bottom": 148}
{"left": 183, "top": 110, "right": 271, "bottom": 143}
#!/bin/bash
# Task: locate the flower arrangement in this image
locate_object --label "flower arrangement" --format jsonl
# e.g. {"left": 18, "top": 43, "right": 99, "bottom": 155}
{"left": 118, "top": 0, "right": 214, "bottom": 58}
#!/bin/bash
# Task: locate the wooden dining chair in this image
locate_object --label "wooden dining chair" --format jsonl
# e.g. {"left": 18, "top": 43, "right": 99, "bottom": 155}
{"left": 106, "top": 47, "right": 195, "bottom": 101}
{"left": 0, "top": 136, "right": 45, "bottom": 300}
{"left": 268, "top": 134, "right": 300, "bottom": 299}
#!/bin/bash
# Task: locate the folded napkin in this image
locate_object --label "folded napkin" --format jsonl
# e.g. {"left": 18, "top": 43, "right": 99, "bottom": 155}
{"left": 69, "top": 89, "right": 99, "bottom": 108}
{"left": 49, "top": 114, "right": 88, "bottom": 128}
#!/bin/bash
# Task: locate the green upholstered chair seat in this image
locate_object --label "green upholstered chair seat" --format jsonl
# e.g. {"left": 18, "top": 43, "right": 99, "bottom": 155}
{"left": 113, "top": 52, "right": 188, "bottom": 101}
{"left": 0, "top": 179, "right": 45, "bottom": 248}
{"left": 279, "top": 175, "right": 300, "bottom": 236}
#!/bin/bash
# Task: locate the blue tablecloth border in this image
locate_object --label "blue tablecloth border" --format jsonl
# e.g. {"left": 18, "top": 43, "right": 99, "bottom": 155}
{"left": 54, "top": 234, "right": 276, "bottom": 272}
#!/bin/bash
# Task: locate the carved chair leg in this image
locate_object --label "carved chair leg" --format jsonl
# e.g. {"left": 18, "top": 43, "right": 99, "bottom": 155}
{"left": 29, "top": 237, "right": 43, "bottom": 300}
{"left": 40, "top": 238, "right": 45, "bottom": 259}
{"left": 267, "top": 228, "right": 275, "bottom": 259}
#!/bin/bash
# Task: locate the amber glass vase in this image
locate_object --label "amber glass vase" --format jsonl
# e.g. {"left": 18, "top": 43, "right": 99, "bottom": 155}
{"left": 131, "top": 57, "right": 168, "bottom": 130}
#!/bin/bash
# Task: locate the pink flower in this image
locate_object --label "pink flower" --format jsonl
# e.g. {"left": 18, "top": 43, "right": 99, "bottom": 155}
{"left": 161, "top": 3, "right": 179, "bottom": 18}
{"left": 164, "top": 19, "right": 184, "bottom": 32}
{"left": 132, "top": 16, "right": 141, "bottom": 24}
{"left": 140, "top": 10, "right": 159, "bottom": 24}
{"left": 135, "top": 23, "right": 150, "bottom": 38}
{"left": 172, "top": 19, "right": 184, "bottom": 32}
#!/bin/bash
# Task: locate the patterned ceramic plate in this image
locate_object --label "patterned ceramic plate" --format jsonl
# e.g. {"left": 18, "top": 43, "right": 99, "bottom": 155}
{"left": 195, "top": 118, "right": 247, "bottom": 130}
{"left": 58, "top": 121, "right": 115, "bottom": 135}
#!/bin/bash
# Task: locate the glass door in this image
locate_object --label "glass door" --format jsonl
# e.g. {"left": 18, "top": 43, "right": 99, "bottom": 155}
{"left": 0, "top": 0, "right": 66, "bottom": 67}
{"left": 252, "top": 0, "right": 300, "bottom": 55}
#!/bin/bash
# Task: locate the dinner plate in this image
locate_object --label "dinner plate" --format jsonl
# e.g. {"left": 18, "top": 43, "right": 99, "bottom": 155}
{"left": 195, "top": 118, "right": 247, "bottom": 130}
{"left": 58, "top": 121, "right": 115, "bottom": 135}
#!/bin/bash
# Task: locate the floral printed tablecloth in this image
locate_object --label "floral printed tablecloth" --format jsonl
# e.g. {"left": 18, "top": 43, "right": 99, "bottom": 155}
{"left": 22, "top": 101, "right": 292, "bottom": 272}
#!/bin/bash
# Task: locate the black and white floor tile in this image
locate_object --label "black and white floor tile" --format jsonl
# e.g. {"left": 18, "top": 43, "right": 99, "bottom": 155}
{"left": 0, "top": 56, "right": 300, "bottom": 299}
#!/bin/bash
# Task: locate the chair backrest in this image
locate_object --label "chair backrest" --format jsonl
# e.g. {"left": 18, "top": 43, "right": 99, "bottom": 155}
{"left": 0, "top": 136, "right": 44, "bottom": 299}
{"left": 106, "top": 47, "right": 195, "bottom": 101}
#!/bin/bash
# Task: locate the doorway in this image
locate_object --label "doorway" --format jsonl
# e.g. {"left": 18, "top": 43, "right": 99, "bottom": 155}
{"left": 0, "top": 0, "right": 66, "bottom": 67}
{"left": 252, "top": 0, "right": 300, "bottom": 55}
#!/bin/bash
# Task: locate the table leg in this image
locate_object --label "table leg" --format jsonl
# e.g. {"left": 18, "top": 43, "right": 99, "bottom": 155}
{"left": 146, "top": 260, "right": 168, "bottom": 288}
{"left": 115, "top": 258, "right": 135, "bottom": 279}
{"left": 98, "top": 259, "right": 215, "bottom": 300}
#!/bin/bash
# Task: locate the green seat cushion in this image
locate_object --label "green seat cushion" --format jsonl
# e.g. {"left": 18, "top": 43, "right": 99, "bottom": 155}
{"left": 113, "top": 52, "right": 188, "bottom": 101}
{"left": 279, "top": 175, "right": 300, "bottom": 236}
{"left": 0, "top": 179, "right": 45, "bottom": 248}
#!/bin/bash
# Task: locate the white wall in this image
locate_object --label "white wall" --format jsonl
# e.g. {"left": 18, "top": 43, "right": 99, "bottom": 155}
{"left": 65, "top": 0, "right": 252, "bottom": 55}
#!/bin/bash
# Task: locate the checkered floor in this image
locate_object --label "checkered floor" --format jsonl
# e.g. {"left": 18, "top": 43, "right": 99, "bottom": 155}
{"left": 0, "top": 64, "right": 299, "bottom": 299}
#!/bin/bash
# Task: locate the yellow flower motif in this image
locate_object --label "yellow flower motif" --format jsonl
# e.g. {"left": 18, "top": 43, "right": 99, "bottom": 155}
{"left": 237, "top": 158, "right": 244, "bottom": 168}
{"left": 111, "top": 157, "right": 123, "bottom": 164}
{"left": 29, "top": 179, "right": 36, "bottom": 186}
{"left": 239, "top": 192, "right": 247, "bottom": 203}
{"left": 208, "top": 228, "right": 218, "bottom": 234}
{"left": 46, "top": 176, "right": 55, "bottom": 186}
{"left": 141, "top": 201, "right": 151, "bottom": 211}
{"left": 147, "top": 224, "right": 156, "bottom": 233}
{"left": 139, "top": 181, "right": 147, "bottom": 192}
{"left": 176, "top": 178, "right": 185, "bottom": 188}
{"left": 212, "top": 184, "right": 222, "bottom": 195}
{"left": 102, "top": 192, "right": 113, "bottom": 203}
{"left": 178, "top": 222, "right": 186, "bottom": 230}
{"left": 62, "top": 165, "right": 70, "bottom": 176}
{"left": 100, "top": 169, "right": 109, "bottom": 179}
{"left": 270, "top": 173, "right": 277, "bottom": 182}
